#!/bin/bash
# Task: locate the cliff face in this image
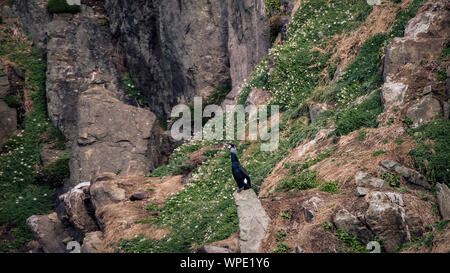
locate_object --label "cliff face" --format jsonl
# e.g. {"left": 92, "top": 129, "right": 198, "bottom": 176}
{"left": 104, "top": 0, "right": 230, "bottom": 118}
{"left": 104, "top": 0, "right": 269, "bottom": 117}
{"left": 226, "top": 0, "right": 270, "bottom": 105}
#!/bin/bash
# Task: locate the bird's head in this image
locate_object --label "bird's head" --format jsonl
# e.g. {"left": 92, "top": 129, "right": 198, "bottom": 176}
{"left": 224, "top": 142, "right": 237, "bottom": 154}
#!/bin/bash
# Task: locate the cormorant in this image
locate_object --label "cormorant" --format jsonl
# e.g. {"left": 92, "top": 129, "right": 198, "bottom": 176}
{"left": 225, "top": 143, "right": 251, "bottom": 193}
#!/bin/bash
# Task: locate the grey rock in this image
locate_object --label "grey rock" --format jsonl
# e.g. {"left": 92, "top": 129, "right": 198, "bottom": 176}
{"left": 68, "top": 87, "right": 166, "bottom": 189}
{"left": 59, "top": 186, "right": 98, "bottom": 233}
{"left": 66, "top": 0, "right": 81, "bottom": 5}
{"left": 40, "top": 147, "right": 63, "bottom": 166}
{"left": 0, "top": 100, "right": 17, "bottom": 147}
{"left": 11, "top": 65, "right": 25, "bottom": 80}
{"left": 366, "top": 0, "right": 381, "bottom": 6}
{"left": 295, "top": 246, "right": 303, "bottom": 253}
{"left": 355, "top": 172, "right": 388, "bottom": 189}
{"left": 364, "top": 192, "right": 409, "bottom": 252}
{"left": 233, "top": 189, "right": 270, "bottom": 253}
{"left": 105, "top": 0, "right": 232, "bottom": 118}
{"left": 381, "top": 82, "right": 408, "bottom": 108}
{"left": 304, "top": 196, "right": 322, "bottom": 212}
{"left": 380, "top": 160, "right": 431, "bottom": 190}
{"left": 423, "top": 85, "right": 432, "bottom": 96}
{"left": 0, "top": 74, "right": 10, "bottom": 99}
{"left": 196, "top": 245, "right": 233, "bottom": 253}
{"left": 26, "top": 213, "right": 71, "bottom": 253}
{"left": 309, "top": 103, "right": 329, "bottom": 123}
{"left": 15, "top": 0, "right": 50, "bottom": 51}
{"left": 333, "top": 209, "right": 372, "bottom": 244}
{"left": 80, "top": 231, "right": 105, "bottom": 253}
{"left": 227, "top": 0, "right": 270, "bottom": 99}
{"left": 384, "top": 38, "right": 443, "bottom": 82}
{"left": 2, "top": 5, "right": 15, "bottom": 19}
{"left": 355, "top": 187, "right": 369, "bottom": 197}
{"left": 89, "top": 175, "right": 126, "bottom": 211}
{"left": 436, "top": 183, "right": 450, "bottom": 220}
{"left": 443, "top": 101, "right": 449, "bottom": 120}
{"left": 303, "top": 207, "right": 315, "bottom": 222}
{"left": 45, "top": 10, "right": 123, "bottom": 140}
{"left": 130, "top": 192, "right": 148, "bottom": 201}
{"left": 406, "top": 95, "right": 441, "bottom": 129}
{"left": 446, "top": 66, "right": 450, "bottom": 99}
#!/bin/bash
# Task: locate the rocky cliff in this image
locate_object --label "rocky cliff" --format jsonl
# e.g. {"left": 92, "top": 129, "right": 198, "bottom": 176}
{"left": 2, "top": 0, "right": 449, "bottom": 254}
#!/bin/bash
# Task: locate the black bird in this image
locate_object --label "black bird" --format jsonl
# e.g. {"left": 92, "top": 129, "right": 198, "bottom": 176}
{"left": 225, "top": 143, "right": 251, "bottom": 193}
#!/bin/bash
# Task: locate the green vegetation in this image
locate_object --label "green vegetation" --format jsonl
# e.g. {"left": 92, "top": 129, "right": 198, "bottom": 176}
{"left": 47, "top": 0, "right": 81, "bottom": 14}
{"left": 323, "top": 221, "right": 333, "bottom": 230}
{"left": 334, "top": 229, "right": 368, "bottom": 253}
{"left": 35, "top": 150, "right": 71, "bottom": 188}
{"left": 280, "top": 210, "right": 291, "bottom": 221}
{"left": 276, "top": 169, "right": 321, "bottom": 193}
{"left": 409, "top": 119, "right": 450, "bottom": 187}
{"left": 119, "top": 0, "right": 429, "bottom": 253}
{"left": 300, "top": 148, "right": 334, "bottom": 170}
{"left": 4, "top": 94, "right": 21, "bottom": 108}
{"left": 319, "top": 180, "right": 340, "bottom": 194}
{"left": 438, "top": 43, "right": 450, "bottom": 64}
{"left": 122, "top": 72, "right": 147, "bottom": 107}
{"left": 382, "top": 172, "right": 401, "bottom": 188}
{"left": 272, "top": 229, "right": 291, "bottom": 253}
{"left": 0, "top": 28, "right": 66, "bottom": 252}
{"left": 372, "top": 150, "right": 387, "bottom": 157}
{"left": 358, "top": 129, "right": 367, "bottom": 141}
{"left": 118, "top": 144, "right": 239, "bottom": 253}
{"left": 266, "top": 0, "right": 281, "bottom": 17}
{"left": 205, "top": 84, "right": 231, "bottom": 106}
{"left": 335, "top": 92, "right": 383, "bottom": 136}
{"left": 147, "top": 142, "right": 203, "bottom": 178}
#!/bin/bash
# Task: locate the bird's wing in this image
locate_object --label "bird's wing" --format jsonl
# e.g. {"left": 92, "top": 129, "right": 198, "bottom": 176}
{"left": 238, "top": 165, "right": 250, "bottom": 181}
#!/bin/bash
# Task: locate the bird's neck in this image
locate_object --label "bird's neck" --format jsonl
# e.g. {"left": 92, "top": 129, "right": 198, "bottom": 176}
{"left": 231, "top": 153, "right": 240, "bottom": 165}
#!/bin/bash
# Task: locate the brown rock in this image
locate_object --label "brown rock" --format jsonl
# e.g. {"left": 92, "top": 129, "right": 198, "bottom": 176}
{"left": 436, "top": 183, "right": 450, "bottom": 220}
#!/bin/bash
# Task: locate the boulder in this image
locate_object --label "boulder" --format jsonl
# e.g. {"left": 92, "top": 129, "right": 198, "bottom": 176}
{"left": 1, "top": 5, "right": 15, "bottom": 19}
{"left": 364, "top": 192, "right": 409, "bottom": 252}
{"left": 89, "top": 174, "right": 126, "bottom": 211}
{"left": 0, "top": 74, "right": 10, "bottom": 99}
{"left": 366, "top": 0, "right": 381, "bottom": 6}
{"left": 379, "top": 161, "right": 431, "bottom": 190}
{"left": 304, "top": 196, "right": 323, "bottom": 212}
{"left": 381, "top": 82, "right": 408, "bottom": 108}
{"left": 80, "top": 231, "right": 105, "bottom": 253}
{"left": 233, "top": 189, "right": 270, "bottom": 253}
{"left": 436, "top": 183, "right": 450, "bottom": 220}
{"left": 26, "top": 213, "right": 71, "bottom": 253}
{"left": 0, "top": 100, "right": 17, "bottom": 147}
{"left": 406, "top": 95, "right": 441, "bottom": 129}
{"left": 383, "top": 38, "right": 443, "bottom": 82}
{"left": 226, "top": 0, "right": 270, "bottom": 104}
{"left": 15, "top": 0, "right": 50, "bottom": 52}
{"left": 333, "top": 209, "right": 372, "bottom": 244}
{"left": 303, "top": 207, "right": 315, "bottom": 222}
{"left": 59, "top": 183, "right": 98, "bottom": 233}
{"left": 104, "top": 0, "right": 234, "bottom": 118}
{"left": 355, "top": 172, "right": 388, "bottom": 189}
{"left": 69, "top": 87, "right": 164, "bottom": 189}
{"left": 355, "top": 187, "right": 369, "bottom": 197}
{"left": 45, "top": 12, "right": 123, "bottom": 140}
{"left": 130, "top": 192, "right": 148, "bottom": 201}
